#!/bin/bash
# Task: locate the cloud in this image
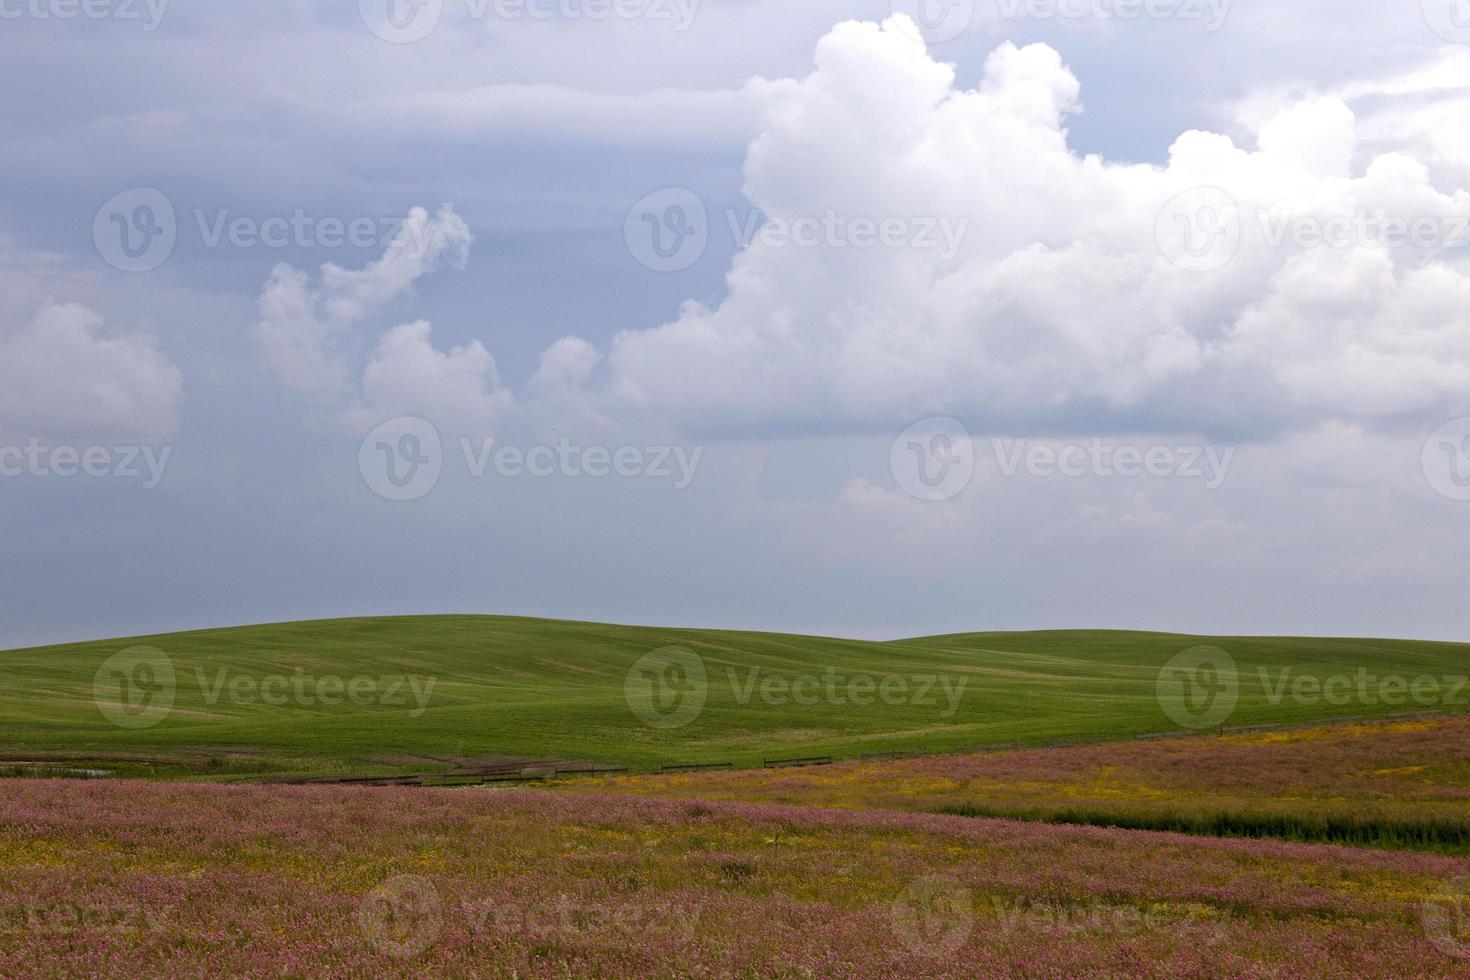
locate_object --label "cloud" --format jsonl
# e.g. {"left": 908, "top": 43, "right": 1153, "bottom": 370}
{"left": 252, "top": 205, "right": 510, "bottom": 433}
{"left": 0, "top": 301, "right": 182, "bottom": 444}
{"left": 341, "top": 320, "right": 515, "bottom": 435}
{"left": 587, "top": 18, "right": 1470, "bottom": 439}
{"left": 255, "top": 19, "right": 1470, "bottom": 451}
{"left": 1247, "top": 48, "right": 1470, "bottom": 189}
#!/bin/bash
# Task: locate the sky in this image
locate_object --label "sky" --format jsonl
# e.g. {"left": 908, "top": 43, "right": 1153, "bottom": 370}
{"left": 3, "top": 0, "right": 1470, "bottom": 648}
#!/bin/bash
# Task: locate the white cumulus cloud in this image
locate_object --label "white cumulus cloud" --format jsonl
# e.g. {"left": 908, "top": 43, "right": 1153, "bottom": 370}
{"left": 0, "top": 301, "right": 182, "bottom": 444}
{"left": 589, "top": 19, "right": 1470, "bottom": 439}
{"left": 257, "top": 20, "right": 1470, "bottom": 450}
{"left": 252, "top": 205, "right": 512, "bottom": 434}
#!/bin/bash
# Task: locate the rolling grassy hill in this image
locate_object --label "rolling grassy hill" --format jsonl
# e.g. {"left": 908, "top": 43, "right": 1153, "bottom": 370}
{"left": 1, "top": 615, "right": 1467, "bottom": 778}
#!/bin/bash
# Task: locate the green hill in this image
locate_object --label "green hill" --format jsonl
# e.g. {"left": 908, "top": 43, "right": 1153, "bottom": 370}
{"left": 1, "top": 616, "right": 1466, "bottom": 779}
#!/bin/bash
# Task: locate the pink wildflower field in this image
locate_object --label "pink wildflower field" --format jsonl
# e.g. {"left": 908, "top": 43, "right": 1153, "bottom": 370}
{"left": 1, "top": 775, "right": 1467, "bottom": 978}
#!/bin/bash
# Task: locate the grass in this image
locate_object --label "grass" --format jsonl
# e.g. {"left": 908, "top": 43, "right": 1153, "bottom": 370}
{"left": 935, "top": 805, "right": 1470, "bottom": 853}
{"left": 564, "top": 716, "right": 1470, "bottom": 853}
{"left": 6, "top": 617, "right": 1467, "bottom": 975}
{"left": 2, "top": 615, "right": 1468, "bottom": 778}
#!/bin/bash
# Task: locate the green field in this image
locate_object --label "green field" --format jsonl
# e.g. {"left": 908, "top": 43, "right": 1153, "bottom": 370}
{"left": 1, "top": 616, "right": 1467, "bottom": 779}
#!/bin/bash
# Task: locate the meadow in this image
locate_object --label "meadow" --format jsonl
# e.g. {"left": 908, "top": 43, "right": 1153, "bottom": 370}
{"left": 3, "top": 617, "right": 1469, "bottom": 975}
{"left": 1, "top": 778, "right": 1466, "bottom": 978}
{"left": 2, "top": 616, "right": 1468, "bottom": 778}
{"left": 565, "top": 715, "right": 1470, "bottom": 853}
